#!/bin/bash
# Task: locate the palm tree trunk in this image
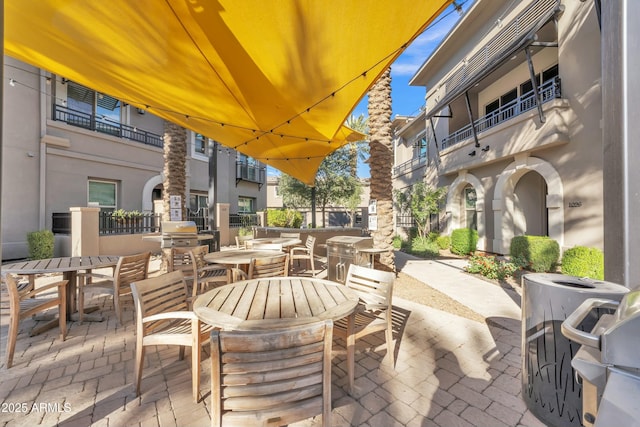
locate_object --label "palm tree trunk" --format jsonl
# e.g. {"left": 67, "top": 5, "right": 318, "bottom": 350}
{"left": 367, "top": 68, "right": 395, "bottom": 271}
{"left": 161, "top": 120, "right": 188, "bottom": 269}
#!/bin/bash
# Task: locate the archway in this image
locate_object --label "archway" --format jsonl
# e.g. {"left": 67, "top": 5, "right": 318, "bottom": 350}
{"left": 493, "top": 155, "right": 564, "bottom": 254}
{"left": 142, "top": 175, "right": 163, "bottom": 213}
{"left": 445, "top": 171, "right": 486, "bottom": 251}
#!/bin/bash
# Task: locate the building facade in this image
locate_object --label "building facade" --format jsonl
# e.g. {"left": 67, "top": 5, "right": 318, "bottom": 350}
{"left": 393, "top": 0, "right": 602, "bottom": 255}
{"left": 2, "top": 57, "right": 266, "bottom": 260}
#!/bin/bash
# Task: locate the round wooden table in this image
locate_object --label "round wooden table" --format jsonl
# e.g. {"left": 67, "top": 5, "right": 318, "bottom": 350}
{"left": 357, "top": 247, "right": 391, "bottom": 268}
{"left": 203, "top": 249, "right": 283, "bottom": 266}
{"left": 193, "top": 276, "right": 360, "bottom": 393}
{"left": 2, "top": 256, "right": 119, "bottom": 320}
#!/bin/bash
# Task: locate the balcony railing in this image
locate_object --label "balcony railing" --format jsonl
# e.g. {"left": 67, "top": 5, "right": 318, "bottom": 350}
{"left": 393, "top": 153, "right": 427, "bottom": 176}
{"left": 53, "top": 104, "right": 163, "bottom": 148}
{"left": 236, "top": 161, "right": 266, "bottom": 187}
{"left": 441, "top": 76, "right": 561, "bottom": 150}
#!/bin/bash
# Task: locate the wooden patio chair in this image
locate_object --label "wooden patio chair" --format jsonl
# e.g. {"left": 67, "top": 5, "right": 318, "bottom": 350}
{"left": 189, "top": 245, "right": 229, "bottom": 298}
{"left": 229, "top": 253, "right": 290, "bottom": 282}
{"left": 2, "top": 273, "right": 67, "bottom": 368}
{"left": 130, "top": 271, "right": 212, "bottom": 402}
{"left": 210, "top": 319, "right": 333, "bottom": 427}
{"left": 290, "top": 235, "right": 316, "bottom": 276}
{"left": 333, "top": 265, "right": 396, "bottom": 364}
{"left": 248, "top": 253, "right": 289, "bottom": 279}
{"left": 77, "top": 251, "right": 150, "bottom": 324}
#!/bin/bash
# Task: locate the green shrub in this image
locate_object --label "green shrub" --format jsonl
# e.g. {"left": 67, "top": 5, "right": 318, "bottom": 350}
{"left": 465, "top": 254, "right": 525, "bottom": 281}
{"left": 27, "top": 230, "right": 54, "bottom": 260}
{"left": 409, "top": 237, "right": 440, "bottom": 258}
{"left": 427, "top": 231, "right": 440, "bottom": 242}
{"left": 510, "top": 235, "right": 560, "bottom": 272}
{"left": 450, "top": 228, "right": 478, "bottom": 255}
{"left": 561, "top": 246, "right": 604, "bottom": 280}
{"left": 392, "top": 235, "right": 403, "bottom": 249}
{"left": 436, "top": 235, "right": 451, "bottom": 250}
{"left": 266, "top": 209, "right": 303, "bottom": 228}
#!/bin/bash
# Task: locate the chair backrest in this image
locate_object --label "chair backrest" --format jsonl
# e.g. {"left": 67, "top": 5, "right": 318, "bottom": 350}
{"left": 305, "top": 235, "right": 316, "bottom": 252}
{"left": 189, "top": 245, "right": 210, "bottom": 270}
{"left": 248, "top": 253, "right": 289, "bottom": 279}
{"left": 280, "top": 232, "right": 301, "bottom": 239}
{"left": 169, "top": 245, "right": 208, "bottom": 279}
{"left": 130, "top": 271, "right": 189, "bottom": 334}
{"left": 251, "top": 243, "right": 283, "bottom": 251}
{"left": 235, "top": 236, "right": 247, "bottom": 249}
{"left": 344, "top": 264, "right": 395, "bottom": 308}
{"left": 210, "top": 319, "right": 333, "bottom": 427}
{"left": 114, "top": 252, "right": 151, "bottom": 295}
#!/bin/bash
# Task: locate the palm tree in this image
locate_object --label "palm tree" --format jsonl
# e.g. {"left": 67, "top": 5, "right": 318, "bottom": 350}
{"left": 344, "top": 114, "right": 369, "bottom": 178}
{"left": 162, "top": 120, "right": 188, "bottom": 267}
{"left": 367, "top": 68, "right": 394, "bottom": 271}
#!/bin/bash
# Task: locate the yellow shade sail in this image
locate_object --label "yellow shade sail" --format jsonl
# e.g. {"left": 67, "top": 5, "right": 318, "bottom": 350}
{"left": 5, "top": 0, "right": 450, "bottom": 185}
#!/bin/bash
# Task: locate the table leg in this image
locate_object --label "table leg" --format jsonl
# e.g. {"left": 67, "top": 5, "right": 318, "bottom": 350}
{"left": 63, "top": 270, "right": 104, "bottom": 322}
{"left": 347, "top": 311, "right": 356, "bottom": 395}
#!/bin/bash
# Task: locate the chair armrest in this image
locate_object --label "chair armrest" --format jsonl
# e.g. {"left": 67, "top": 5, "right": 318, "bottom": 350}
{"left": 143, "top": 311, "right": 197, "bottom": 323}
{"left": 290, "top": 247, "right": 310, "bottom": 256}
{"left": 24, "top": 280, "right": 68, "bottom": 299}
{"left": 229, "top": 268, "right": 248, "bottom": 282}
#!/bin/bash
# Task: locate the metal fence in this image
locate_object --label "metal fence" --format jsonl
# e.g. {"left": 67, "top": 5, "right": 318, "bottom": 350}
{"left": 52, "top": 211, "right": 255, "bottom": 235}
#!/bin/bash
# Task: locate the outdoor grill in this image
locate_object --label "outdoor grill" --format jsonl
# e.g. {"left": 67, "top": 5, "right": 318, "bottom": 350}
{"left": 161, "top": 221, "right": 199, "bottom": 249}
{"left": 326, "top": 236, "right": 372, "bottom": 283}
{"left": 561, "top": 289, "right": 640, "bottom": 427}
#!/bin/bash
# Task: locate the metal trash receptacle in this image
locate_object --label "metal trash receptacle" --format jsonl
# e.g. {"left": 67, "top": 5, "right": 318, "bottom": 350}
{"left": 521, "top": 273, "right": 628, "bottom": 427}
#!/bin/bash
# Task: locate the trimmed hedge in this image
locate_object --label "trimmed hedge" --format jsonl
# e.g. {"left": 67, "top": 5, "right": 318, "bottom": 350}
{"left": 436, "top": 235, "right": 451, "bottom": 250}
{"left": 450, "top": 228, "right": 478, "bottom": 255}
{"left": 510, "top": 235, "right": 560, "bottom": 273}
{"left": 561, "top": 246, "right": 604, "bottom": 280}
{"left": 266, "top": 209, "right": 303, "bottom": 228}
{"left": 27, "top": 229, "right": 54, "bottom": 260}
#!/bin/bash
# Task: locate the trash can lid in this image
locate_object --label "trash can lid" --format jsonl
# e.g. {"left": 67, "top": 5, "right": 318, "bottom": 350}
{"left": 523, "top": 273, "right": 629, "bottom": 294}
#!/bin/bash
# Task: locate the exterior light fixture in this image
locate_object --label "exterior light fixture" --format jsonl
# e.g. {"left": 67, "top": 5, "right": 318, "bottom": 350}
{"left": 469, "top": 150, "right": 476, "bottom": 156}
{"left": 481, "top": 145, "right": 490, "bottom": 152}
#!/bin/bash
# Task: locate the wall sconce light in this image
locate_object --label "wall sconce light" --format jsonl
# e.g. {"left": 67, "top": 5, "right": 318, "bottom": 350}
{"left": 136, "top": 108, "right": 146, "bottom": 115}
{"left": 481, "top": 145, "right": 490, "bottom": 152}
{"left": 468, "top": 150, "right": 476, "bottom": 156}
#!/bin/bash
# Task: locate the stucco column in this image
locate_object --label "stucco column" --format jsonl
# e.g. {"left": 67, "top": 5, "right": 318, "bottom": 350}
{"left": 216, "top": 203, "right": 230, "bottom": 246}
{"left": 70, "top": 207, "right": 100, "bottom": 256}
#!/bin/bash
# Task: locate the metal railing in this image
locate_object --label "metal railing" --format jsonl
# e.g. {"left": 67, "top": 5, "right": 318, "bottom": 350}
{"left": 53, "top": 104, "right": 163, "bottom": 148}
{"left": 98, "top": 212, "right": 161, "bottom": 235}
{"left": 441, "top": 76, "right": 561, "bottom": 149}
{"left": 396, "top": 214, "right": 416, "bottom": 228}
{"left": 229, "top": 213, "right": 260, "bottom": 228}
{"left": 236, "top": 161, "right": 266, "bottom": 185}
{"left": 393, "top": 153, "right": 427, "bottom": 176}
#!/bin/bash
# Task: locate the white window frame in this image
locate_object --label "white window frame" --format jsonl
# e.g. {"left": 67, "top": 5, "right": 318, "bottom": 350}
{"left": 88, "top": 179, "right": 117, "bottom": 212}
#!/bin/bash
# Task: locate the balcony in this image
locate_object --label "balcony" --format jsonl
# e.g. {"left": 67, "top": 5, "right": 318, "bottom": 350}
{"left": 441, "top": 77, "right": 562, "bottom": 150}
{"left": 53, "top": 104, "right": 163, "bottom": 148}
{"left": 393, "top": 153, "right": 427, "bottom": 177}
{"left": 236, "top": 161, "right": 266, "bottom": 187}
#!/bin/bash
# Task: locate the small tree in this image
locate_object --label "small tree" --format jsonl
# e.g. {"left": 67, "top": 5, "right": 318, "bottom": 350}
{"left": 278, "top": 145, "right": 359, "bottom": 227}
{"left": 394, "top": 182, "right": 447, "bottom": 240}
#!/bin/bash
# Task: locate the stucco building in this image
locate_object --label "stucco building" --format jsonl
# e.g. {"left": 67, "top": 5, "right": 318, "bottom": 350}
{"left": 393, "top": 0, "right": 602, "bottom": 255}
{"left": 2, "top": 57, "right": 267, "bottom": 260}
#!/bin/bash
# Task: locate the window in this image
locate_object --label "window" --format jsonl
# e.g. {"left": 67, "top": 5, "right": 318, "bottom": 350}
{"left": 67, "top": 81, "right": 121, "bottom": 125}
{"left": 194, "top": 133, "right": 207, "bottom": 155}
{"left": 542, "top": 64, "right": 559, "bottom": 83}
{"left": 238, "top": 197, "right": 255, "bottom": 213}
{"left": 520, "top": 74, "right": 540, "bottom": 96}
{"left": 485, "top": 99, "right": 499, "bottom": 116}
{"left": 464, "top": 186, "right": 477, "bottom": 231}
{"left": 88, "top": 180, "right": 117, "bottom": 212}
{"left": 189, "top": 193, "right": 208, "bottom": 213}
{"left": 414, "top": 132, "right": 427, "bottom": 158}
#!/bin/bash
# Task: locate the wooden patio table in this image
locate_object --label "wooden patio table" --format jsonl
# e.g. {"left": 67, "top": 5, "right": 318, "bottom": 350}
{"left": 193, "top": 276, "right": 360, "bottom": 394}
{"left": 246, "top": 237, "right": 302, "bottom": 248}
{"left": 2, "top": 256, "right": 119, "bottom": 321}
